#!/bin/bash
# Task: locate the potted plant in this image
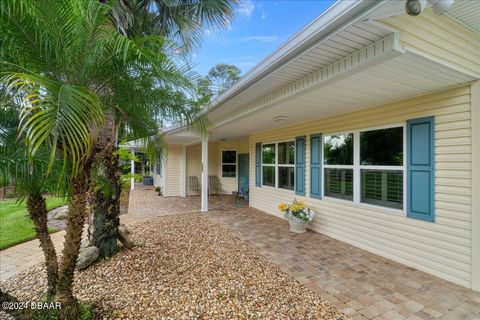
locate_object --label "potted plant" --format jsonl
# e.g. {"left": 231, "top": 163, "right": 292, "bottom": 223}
{"left": 278, "top": 199, "right": 315, "bottom": 233}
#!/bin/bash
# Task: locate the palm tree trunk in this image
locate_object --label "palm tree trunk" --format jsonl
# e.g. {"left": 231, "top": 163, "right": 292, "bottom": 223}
{"left": 56, "top": 167, "right": 91, "bottom": 319}
{"left": 26, "top": 194, "right": 58, "bottom": 298}
{"left": 90, "top": 110, "right": 121, "bottom": 257}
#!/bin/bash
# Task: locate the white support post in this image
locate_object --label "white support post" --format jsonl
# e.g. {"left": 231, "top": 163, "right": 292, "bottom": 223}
{"left": 130, "top": 149, "right": 135, "bottom": 191}
{"left": 201, "top": 136, "right": 208, "bottom": 212}
{"left": 181, "top": 145, "right": 187, "bottom": 197}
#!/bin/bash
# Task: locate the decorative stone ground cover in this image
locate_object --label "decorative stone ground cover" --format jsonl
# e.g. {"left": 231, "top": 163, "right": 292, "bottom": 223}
{"left": 1, "top": 214, "right": 345, "bottom": 319}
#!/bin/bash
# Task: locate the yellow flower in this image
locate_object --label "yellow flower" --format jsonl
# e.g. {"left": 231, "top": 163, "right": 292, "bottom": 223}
{"left": 278, "top": 202, "right": 288, "bottom": 212}
{"left": 298, "top": 200, "right": 305, "bottom": 210}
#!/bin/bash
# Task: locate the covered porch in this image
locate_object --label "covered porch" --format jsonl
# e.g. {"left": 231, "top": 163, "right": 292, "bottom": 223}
{"left": 121, "top": 136, "right": 250, "bottom": 213}
{"left": 154, "top": 134, "right": 250, "bottom": 212}
{"left": 125, "top": 186, "right": 480, "bottom": 319}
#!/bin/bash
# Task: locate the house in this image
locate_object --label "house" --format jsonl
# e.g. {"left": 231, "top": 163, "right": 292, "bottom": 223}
{"left": 130, "top": 0, "right": 480, "bottom": 291}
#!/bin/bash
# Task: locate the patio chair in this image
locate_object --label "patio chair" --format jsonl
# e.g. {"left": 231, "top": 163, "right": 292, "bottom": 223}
{"left": 188, "top": 176, "right": 200, "bottom": 196}
{"left": 208, "top": 176, "right": 222, "bottom": 196}
{"left": 239, "top": 185, "right": 249, "bottom": 202}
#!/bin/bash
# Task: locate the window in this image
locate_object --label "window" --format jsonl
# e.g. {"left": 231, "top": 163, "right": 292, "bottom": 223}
{"left": 278, "top": 141, "right": 295, "bottom": 190}
{"left": 155, "top": 154, "right": 162, "bottom": 176}
{"left": 322, "top": 126, "right": 405, "bottom": 210}
{"left": 324, "top": 133, "right": 354, "bottom": 200}
{"left": 262, "top": 144, "right": 275, "bottom": 187}
{"left": 262, "top": 141, "right": 295, "bottom": 190}
{"left": 222, "top": 151, "right": 236, "bottom": 178}
{"left": 360, "top": 127, "right": 403, "bottom": 209}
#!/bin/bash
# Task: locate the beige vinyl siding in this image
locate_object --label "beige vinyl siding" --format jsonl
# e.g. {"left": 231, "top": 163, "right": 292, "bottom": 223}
{"left": 382, "top": 10, "right": 480, "bottom": 77}
{"left": 217, "top": 139, "right": 249, "bottom": 194}
{"left": 249, "top": 86, "right": 474, "bottom": 288}
{"left": 164, "top": 144, "right": 183, "bottom": 197}
{"left": 186, "top": 142, "right": 218, "bottom": 195}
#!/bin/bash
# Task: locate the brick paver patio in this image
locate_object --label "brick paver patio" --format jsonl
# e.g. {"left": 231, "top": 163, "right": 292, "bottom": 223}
{"left": 2, "top": 185, "right": 480, "bottom": 319}
{"left": 210, "top": 208, "right": 480, "bottom": 320}
{"left": 129, "top": 185, "right": 480, "bottom": 320}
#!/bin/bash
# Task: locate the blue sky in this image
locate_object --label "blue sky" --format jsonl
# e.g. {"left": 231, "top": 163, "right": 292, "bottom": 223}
{"left": 191, "top": 0, "right": 336, "bottom": 76}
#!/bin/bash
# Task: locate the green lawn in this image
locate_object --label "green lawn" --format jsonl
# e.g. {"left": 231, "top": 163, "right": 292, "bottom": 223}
{"left": 0, "top": 198, "right": 67, "bottom": 250}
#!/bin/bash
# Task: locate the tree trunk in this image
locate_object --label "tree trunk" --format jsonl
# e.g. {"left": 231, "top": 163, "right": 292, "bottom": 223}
{"left": 26, "top": 194, "right": 58, "bottom": 298}
{"left": 55, "top": 167, "right": 91, "bottom": 319}
{"left": 90, "top": 110, "right": 121, "bottom": 257}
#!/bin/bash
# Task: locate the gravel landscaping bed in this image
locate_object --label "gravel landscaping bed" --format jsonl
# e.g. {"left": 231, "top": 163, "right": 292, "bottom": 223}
{"left": 1, "top": 213, "right": 345, "bottom": 319}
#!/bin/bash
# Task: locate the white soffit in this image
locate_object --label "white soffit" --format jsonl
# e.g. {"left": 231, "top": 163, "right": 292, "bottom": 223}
{"left": 208, "top": 20, "right": 392, "bottom": 122}
{"left": 445, "top": 0, "right": 480, "bottom": 34}
{"left": 208, "top": 48, "right": 475, "bottom": 141}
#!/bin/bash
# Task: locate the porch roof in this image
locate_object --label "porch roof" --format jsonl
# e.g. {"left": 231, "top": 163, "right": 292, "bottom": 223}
{"left": 163, "top": 0, "right": 479, "bottom": 145}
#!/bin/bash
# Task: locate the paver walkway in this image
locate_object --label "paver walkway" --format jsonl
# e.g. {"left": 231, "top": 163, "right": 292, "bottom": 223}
{"left": 0, "top": 231, "right": 65, "bottom": 281}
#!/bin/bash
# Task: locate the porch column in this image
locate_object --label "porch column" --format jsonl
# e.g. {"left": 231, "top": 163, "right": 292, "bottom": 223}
{"left": 130, "top": 149, "right": 135, "bottom": 191}
{"left": 181, "top": 145, "right": 187, "bottom": 197}
{"left": 201, "top": 136, "right": 208, "bottom": 212}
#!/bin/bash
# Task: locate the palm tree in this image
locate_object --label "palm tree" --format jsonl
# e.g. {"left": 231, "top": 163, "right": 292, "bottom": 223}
{"left": 0, "top": 102, "right": 68, "bottom": 298}
{"left": 127, "top": 0, "right": 236, "bottom": 52}
{"left": 1, "top": 0, "right": 197, "bottom": 317}
{"left": 88, "top": 0, "right": 235, "bottom": 256}
{"left": 87, "top": 46, "right": 203, "bottom": 257}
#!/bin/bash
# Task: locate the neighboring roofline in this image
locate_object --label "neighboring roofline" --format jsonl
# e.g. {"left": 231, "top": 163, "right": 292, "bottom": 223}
{"left": 164, "top": 0, "right": 390, "bottom": 135}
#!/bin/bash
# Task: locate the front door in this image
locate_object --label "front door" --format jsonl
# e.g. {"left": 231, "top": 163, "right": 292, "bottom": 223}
{"left": 238, "top": 153, "right": 249, "bottom": 202}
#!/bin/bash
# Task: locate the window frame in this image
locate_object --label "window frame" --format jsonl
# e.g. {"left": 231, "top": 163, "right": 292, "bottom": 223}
{"left": 261, "top": 140, "right": 295, "bottom": 191}
{"left": 321, "top": 123, "right": 407, "bottom": 213}
{"left": 155, "top": 155, "right": 162, "bottom": 177}
{"left": 221, "top": 150, "right": 237, "bottom": 178}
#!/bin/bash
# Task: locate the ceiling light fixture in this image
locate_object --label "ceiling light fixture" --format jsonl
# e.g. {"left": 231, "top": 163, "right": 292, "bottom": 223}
{"left": 273, "top": 116, "right": 288, "bottom": 123}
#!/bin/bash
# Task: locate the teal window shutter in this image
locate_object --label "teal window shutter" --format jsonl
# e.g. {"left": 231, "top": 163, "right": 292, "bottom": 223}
{"left": 310, "top": 134, "right": 322, "bottom": 199}
{"left": 255, "top": 142, "right": 262, "bottom": 187}
{"left": 295, "top": 136, "right": 306, "bottom": 196}
{"left": 407, "top": 117, "right": 435, "bottom": 222}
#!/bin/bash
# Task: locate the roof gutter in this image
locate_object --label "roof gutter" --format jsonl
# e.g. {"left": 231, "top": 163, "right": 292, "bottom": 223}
{"left": 165, "top": 0, "right": 392, "bottom": 136}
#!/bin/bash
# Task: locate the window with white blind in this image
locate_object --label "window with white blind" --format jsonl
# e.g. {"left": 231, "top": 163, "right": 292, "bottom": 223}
{"left": 323, "top": 125, "right": 405, "bottom": 211}
{"left": 262, "top": 141, "right": 295, "bottom": 190}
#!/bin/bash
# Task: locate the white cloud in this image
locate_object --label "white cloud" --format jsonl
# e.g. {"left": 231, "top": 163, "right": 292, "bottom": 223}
{"left": 237, "top": 35, "right": 278, "bottom": 44}
{"left": 236, "top": 61, "right": 256, "bottom": 68}
{"left": 236, "top": 0, "right": 255, "bottom": 18}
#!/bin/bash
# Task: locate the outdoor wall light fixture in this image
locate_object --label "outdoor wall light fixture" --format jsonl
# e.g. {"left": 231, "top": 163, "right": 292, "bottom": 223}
{"left": 405, "top": 0, "right": 454, "bottom": 16}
